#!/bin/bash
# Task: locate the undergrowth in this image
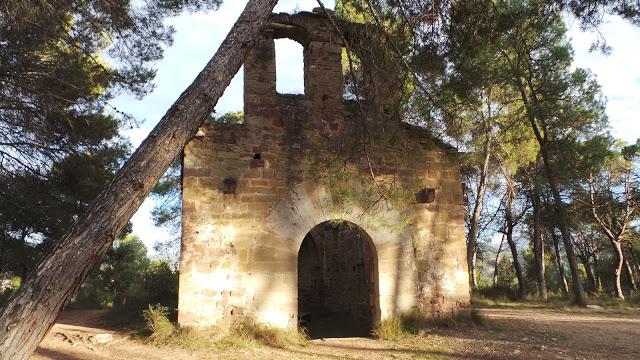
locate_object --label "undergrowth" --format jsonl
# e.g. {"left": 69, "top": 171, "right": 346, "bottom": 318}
{"left": 142, "top": 305, "right": 308, "bottom": 350}
{"left": 373, "top": 309, "right": 485, "bottom": 341}
{"left": 472, "top": 289, "right": 640, "bottom": 314}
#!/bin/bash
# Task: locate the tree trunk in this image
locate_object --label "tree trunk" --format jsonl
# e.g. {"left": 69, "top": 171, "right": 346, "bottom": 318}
{"left": 622, "top": 250, "right": 637, "bottom": 291}
{"left": 505, "top": 227, "right": 525, "bottom": 299}
{"left": 536, "top": 141, "right": 586, "bottom": 305}
{"left": 0, "top": 1, "right": 278, "bottom": 359}
{"left": 503, "top": 181, "right": 525, "bottom": 299}
{"left": 517, "top": 79, "right": 587, "bottom": 306}
{"left": 611, "top": 241, "right": 625, "bottom": 299}
{"left": 493, "top": 234, "right": 505, "bottom": 287}
{"left": 593, "top": 251, "right": 603, "bottom": 293}
{"left": 0, "top": 230, "right": 5, "bottom": 275}
{"left": 531, "top": 171, "right": 547, "bottom": 299}
{"left": 578, "top": 254, "right": 596, "bottom": 293}
{"left": 467, "top": 135, "right": 491, "bottom": 292}
{"left": 551, "top": 230, "right": 570, "bottom": 297}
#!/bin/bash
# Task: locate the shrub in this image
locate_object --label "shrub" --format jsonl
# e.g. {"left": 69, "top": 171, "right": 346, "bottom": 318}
{"left": 143, "top": 304, "right": 176, "bottom": 344}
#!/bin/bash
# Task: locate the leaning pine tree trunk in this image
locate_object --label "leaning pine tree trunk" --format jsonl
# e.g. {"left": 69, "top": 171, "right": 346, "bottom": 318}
{"left": 0, "top": 1, "right": 278, "bottom": 358}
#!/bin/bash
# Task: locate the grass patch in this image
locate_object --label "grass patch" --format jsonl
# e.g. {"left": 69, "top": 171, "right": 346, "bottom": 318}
{"left": 373, "top": 317, "right": 411, "bottom": 341}
{"left": 141, "top": 305, "right": 307, "bottom": 350}
{"left": 373, "top": 309, "right": 485, "bottom": 341}
{"left": 223, "top": 317, "right": 308, "bottom": 349}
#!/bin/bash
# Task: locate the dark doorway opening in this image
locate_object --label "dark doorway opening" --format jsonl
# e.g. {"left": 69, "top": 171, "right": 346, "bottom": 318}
{"left": 297, "top": 221, "right": 379, "bottom": 339}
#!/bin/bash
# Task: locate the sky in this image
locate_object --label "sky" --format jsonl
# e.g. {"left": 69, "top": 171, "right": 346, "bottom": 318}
{"left": 111, "top": 1, "right": 640, "bottom": 255}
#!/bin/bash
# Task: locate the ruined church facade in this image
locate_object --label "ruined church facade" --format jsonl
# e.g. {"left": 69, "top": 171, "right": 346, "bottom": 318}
{"left": 178, "top": 10, "right": 470, "bottom": 333}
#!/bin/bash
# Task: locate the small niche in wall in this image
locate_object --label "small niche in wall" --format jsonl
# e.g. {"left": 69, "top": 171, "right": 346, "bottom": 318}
{"left": 415, "top": 188, "right": 436, "bottom": 204}
{"left": 222, "top": 177, "right": 238, "bottom": 195}
{"left": 250, "top": 149, "right": 265, "bottom": 168}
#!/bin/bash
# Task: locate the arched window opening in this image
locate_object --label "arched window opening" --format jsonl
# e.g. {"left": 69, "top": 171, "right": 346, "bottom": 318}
{"left": 275, "top": 39, "right": 305, "bottom": 95}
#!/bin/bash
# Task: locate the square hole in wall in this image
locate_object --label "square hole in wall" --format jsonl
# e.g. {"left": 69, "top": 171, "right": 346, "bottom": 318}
{"left": 415, "top": 188, "right": 436, "bottom": 203}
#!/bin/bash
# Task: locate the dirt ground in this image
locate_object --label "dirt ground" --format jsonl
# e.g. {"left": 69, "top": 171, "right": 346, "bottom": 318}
{"left": 31, "top": 306, "right": 640, "bottom": 360}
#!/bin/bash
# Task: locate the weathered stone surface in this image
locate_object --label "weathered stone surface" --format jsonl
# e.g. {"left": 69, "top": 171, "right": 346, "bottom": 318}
{"left": 178, "top": 11, "right": 470, "bottom": 330}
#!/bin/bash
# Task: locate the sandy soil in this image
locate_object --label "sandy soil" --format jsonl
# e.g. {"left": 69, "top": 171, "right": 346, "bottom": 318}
{"left": 30, "top": 307, "right": 640, "bottom": 360}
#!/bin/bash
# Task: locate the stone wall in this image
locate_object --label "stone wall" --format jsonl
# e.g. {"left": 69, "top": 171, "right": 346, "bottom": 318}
{"left": 178, "top": 10, "right": 470, "bottom": 330}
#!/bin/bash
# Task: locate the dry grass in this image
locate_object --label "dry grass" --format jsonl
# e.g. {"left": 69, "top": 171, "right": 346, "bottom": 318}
{"left": 373, "top": 317, "right": 410, "bottom": 340}
{"left": 224, "top": 317, "right": 308, "bottom": 349}
{"left": 142, "top": 305, "right": 307, "bottom": 350}
{"left": 373, "top": 309, "right": 485, "bottom": 341}
{"left": 143, "top": 305, "right": 176, "bottom": 344}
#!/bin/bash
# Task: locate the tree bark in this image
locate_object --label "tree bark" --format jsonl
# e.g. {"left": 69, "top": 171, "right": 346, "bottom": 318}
{"left": 531, "top": 169, "right": 547, "bottom": 299}
{"left": 0, "top": 230, "right": 5, "bottom": 275}
{"left": 611, "top": 241, "right": 625, "bottom": 299}
{"left": 551, "top": 229, "right": 569, "bottom": 297}
{"left": 0, "top": 1, "right": 278, "bottom": 359}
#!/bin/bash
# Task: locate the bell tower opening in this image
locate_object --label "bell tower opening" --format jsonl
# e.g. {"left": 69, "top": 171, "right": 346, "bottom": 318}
{"left": 297, "top": 221, "right": 379, "bottom": 339}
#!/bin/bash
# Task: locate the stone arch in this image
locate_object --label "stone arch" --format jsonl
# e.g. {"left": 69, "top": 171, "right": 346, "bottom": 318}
{"left": 265, "top": 181, "right": 394, "bottom": 250}
{"left": 297, "top": 220, "right": 380, "bottom": 338}
{"left": 265, "top": 181, "right": 416, "bottom": 322}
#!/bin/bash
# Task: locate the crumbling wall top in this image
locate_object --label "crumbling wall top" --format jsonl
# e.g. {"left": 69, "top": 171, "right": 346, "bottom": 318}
{"left": 268, "top": 8, "right": 351, "bottom": 45}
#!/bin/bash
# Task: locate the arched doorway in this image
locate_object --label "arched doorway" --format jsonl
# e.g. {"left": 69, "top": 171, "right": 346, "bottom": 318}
{"left": 297, "top": 221, "right": 379, "bottom": 338}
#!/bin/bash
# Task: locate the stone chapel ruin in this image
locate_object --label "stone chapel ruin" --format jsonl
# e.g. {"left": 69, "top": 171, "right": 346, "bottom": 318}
{"left": 178, "top": 9, "right": 470, "bottom": 338}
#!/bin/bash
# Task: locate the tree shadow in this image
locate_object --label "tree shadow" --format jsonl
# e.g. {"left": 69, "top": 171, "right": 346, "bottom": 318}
{"left": 281, "top": 340, "right": 497, "bottom": 360}
{"left": 55, "top": 309, "right": 110, "bottom": 328}
{"left": 34, "top": 348, "right": 91, "bottom": 360}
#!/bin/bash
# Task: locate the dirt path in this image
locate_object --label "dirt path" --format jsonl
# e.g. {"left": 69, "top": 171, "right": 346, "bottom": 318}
{"left": 31, "top": 307, "right": 640, "bottom": 360}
